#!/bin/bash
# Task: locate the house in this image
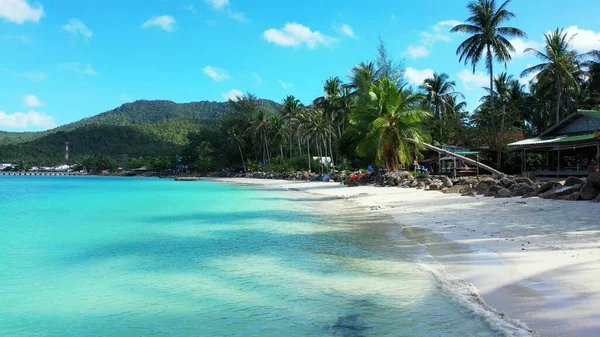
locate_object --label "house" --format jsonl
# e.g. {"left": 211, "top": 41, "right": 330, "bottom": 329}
{"left": 508, "top": 110, "right": 600, "bottom": 177}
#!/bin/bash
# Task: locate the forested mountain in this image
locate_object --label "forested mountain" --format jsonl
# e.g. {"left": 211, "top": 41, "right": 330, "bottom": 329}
{"left": 0, "top": 99, "right": 280, "bottom": 146}
{"left": 0, "top": 99, "right": 280, "bottom": 165}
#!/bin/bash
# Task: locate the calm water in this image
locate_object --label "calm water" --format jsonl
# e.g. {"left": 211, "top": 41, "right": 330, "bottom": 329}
{"left": 0, "top": 176, "right": 506, "bottom": 336}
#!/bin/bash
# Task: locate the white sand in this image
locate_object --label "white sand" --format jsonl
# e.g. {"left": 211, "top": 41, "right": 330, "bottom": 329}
{"left": 212, "top": 178, "right": 600, "bottom": 337}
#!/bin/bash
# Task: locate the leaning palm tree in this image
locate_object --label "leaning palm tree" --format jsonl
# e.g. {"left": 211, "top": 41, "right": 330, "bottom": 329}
{"left": 451, "top": 0, "right": 526, "bottom": 111}
{"left": 521, "top": 28, "right": 586, "bottom": 125}
{"left": 352, "top": 78, "right": 431, "bottom": 171}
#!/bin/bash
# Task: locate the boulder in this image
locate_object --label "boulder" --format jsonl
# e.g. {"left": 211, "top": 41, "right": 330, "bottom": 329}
{"left": 538, "top": 184, "right": 582, "bottom": 200}
{"left": 594, "top": 194, "right": 600, "bottom": 203}
{"left": 496, "top": 188, "right": 512, "bottom": 198}
{"left": 442, "top": 176, "right": 454, "bottom": 188}
{"left": 565, "top": 176, "right": 586, "bottom": 187}
{"left": 537, "top": 181, "right": 556, "bottom": 194}
{"left": 488, "top": 185, "right": 502, "bottom": 193}
{"left": 484, "top": 191, "right": 497, "bottom": 197}
{"left": 588, "top": 173, "right": 600, "bottom": 189}
{"left": 428, "top": 183, "right": 444, "bottom": 190}
{"left": 482, "top": 178, "right": 496, "bottom": 186}
{"left": 511, "top": 183, "right": 536, "bottom": 197}
{"left": 580, "top": 182, "right": 600, "bottom": 200}
{"left": 560, "top": 192, "right": 582, "bottom": 201}
{"left": 461, "top": 191, "right": 477, "bottom": 197}
{"left": 500, "top": 178, "right": 515, "bottom": 188}
{"left": 522, "top": 192, "right": 537, "bottom": 198}
{"left": 445, "top": 185, "right": 467, "bottom": 194}
{"left": 515, "top": 177, "right": 534, "bottom": 186}
{"left": 410, "top": 180, "right": 419, "bottom": 188}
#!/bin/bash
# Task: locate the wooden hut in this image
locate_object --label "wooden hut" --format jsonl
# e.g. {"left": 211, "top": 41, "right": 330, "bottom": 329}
{"left": 508, "top": 110, "right": 600, "bottom": 177}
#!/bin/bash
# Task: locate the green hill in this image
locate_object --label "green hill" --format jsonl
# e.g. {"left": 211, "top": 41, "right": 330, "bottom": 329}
{"left": 0, "top": 98, "right": 281, "bottom": 165}
{"left": 0, "top": 99, "right": 281, "bottom": 146}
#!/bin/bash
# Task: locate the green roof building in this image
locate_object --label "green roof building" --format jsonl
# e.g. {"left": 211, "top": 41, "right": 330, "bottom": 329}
{"left": 508, "top": 110, "right": 600, "bottom": 177}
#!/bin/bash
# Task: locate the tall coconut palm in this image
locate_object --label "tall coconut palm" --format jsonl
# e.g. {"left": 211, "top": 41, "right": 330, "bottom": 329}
{"left": 352, "top": 78, "right": 431, "bottom": 171}
{"left": 421, "top": 73, "right": 463, "bottom": 120}
{"left": 349, "top": 62, "right": 379, "bottom": 97}
{"left": 481, "top": 72, "right": 514, "bottom": 169}
{"left": 281, "top": 95, "right": 302, "bottom": 157}
{"left": 269, "top": 115, "right": 287, "bottom": 160}
{"left": 227, "top": 129, "right": 247, "bottom": 172}
{"left": 521, "top": 28, "right": 586, "bottom": 124}
{"left": 451, "top": 0, "right": 526, "bottom": 111}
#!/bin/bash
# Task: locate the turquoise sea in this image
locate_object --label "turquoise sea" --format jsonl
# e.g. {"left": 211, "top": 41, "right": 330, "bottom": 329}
{"left": 1, "top": 176, "right": 515, "bottom": 336}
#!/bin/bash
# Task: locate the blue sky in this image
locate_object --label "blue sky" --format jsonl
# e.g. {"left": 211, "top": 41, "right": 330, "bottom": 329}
{"left": 1, "top": 0, "right": 599, "bottom": 131}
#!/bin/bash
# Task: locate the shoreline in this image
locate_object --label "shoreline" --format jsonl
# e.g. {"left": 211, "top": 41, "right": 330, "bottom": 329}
{"left": 210, "top": 177, "right": 600, "bottom": 337}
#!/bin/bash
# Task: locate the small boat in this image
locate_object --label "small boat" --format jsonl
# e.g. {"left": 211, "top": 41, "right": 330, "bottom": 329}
{"left": 174, "top": 176, "right": 201, "bottom": 181}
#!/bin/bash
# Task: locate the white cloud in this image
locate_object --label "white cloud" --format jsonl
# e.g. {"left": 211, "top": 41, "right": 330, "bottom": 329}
{"left": 252, "top": 73, "right": 264, "bottom": 84}
{"left": 407, "top": 45, "right": 430, "bottom": 58}
{"left": 404, "top": 67, "right": 434, "bottom": 85}
{"left": 278, "top": 80, "right": 292, "bottom": 89}
{"left": 182, "top": 4, "right": 197, "bottom": 15}
{"left": 0, "top": 0, "right": 43, "bottom": 24}
{"left": 221, "top": 89, "right": 243, "bottom": 101}
{"left": 420, "top": 20, "right": 462, "bottom": 45}
{"left": 562, "top": 26, "right": 600, "bottom": 52}
{"left": 205, "top": 0, "right": 229, "bottom": 10}
{"left": 62, "top": 18, "right": 93, "bottom": 39}
{"left": 21, "top": 71, "right": 45, "bottom": 81}
{"left": 263, "top": 23, "right": 337, "bottom": 49}
{"left": 23, "top": 94, "right": 42, "bottom": 107}
{"left": 59, "top": 62, "right": 98, "bottom": 76}
{"left": 509, "top": 38, "right": 543, "bottom": 57}
{"left": 334, "top": 23, "right": 355, "bottom": 39}
{"left": 457, "top": 69, "right": 488, "bottom": 91}
{"left": 228, "top": 10, "right": 248, "bottom": 22}
{"left": 0, "top": 110, "right": 55, "bottom": 130}
{"left": 142, "top": 15, "right": 176, "bottom": 32}
{"left": 202, "top": 66, "right": 230, "bottom": 81}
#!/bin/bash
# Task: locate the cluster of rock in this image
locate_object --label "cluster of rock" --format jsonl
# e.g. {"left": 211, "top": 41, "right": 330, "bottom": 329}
{"left": 349, "top": 171, "right": 600, "bottom": 202}
{"left": 205, "top": 170, "right": 350, "bottom": 182}
{"left": 206, "top": 169, "right": 600, "bottom": 202}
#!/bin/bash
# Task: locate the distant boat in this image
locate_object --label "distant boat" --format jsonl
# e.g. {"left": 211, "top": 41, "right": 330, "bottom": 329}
{"left": 174, "top": 176, "right": 201, "bottom": 181}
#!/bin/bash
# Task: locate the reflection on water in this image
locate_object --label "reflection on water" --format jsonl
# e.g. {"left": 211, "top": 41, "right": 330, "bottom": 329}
{"left": 0, "top": 176, "right": 503, "bottom": 336}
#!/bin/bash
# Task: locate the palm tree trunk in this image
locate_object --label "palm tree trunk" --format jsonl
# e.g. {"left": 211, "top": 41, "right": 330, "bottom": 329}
{"left": 307, "top": 138, "right": 311, "bottom": 172}
{"left": 556, "top": 83, "right": 562, "bottom": 125}
{"left": 237, "top": 143, "right": 246, "bottom": 172}
{"left": 488, "top": 46, "right": 495, "bottom": 111}
{"left": 280, "top": 144, "right": 284, "bottom": 161}
{"left": 402, "top": 138, "right": 505, "bottom": 178}
{"left": 328, "top": 134, "right": 334, "bottom": 172}
{"left": 496, "top": 105, "right": 506, "bottom": 170}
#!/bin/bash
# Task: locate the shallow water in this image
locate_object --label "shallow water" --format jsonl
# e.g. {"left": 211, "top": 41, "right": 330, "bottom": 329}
{"left": 0, "top": 176, "right": 506, "bottom": 336}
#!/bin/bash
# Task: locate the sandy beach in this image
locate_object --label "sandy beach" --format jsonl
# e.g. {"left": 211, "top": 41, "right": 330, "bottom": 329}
{"left": 213, "top": 177, "right": 600, "bottom": 337}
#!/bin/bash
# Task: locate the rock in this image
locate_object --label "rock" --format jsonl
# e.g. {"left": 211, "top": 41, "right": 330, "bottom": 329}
{"left": 565, "top": 176, "right": 586, "bottom": 187}
{"left": 537, "top": 181, "right": 555, "bottom": 194}
{"left": 588, "top": 173, "right": 600, "bottom": 189}
{"left": 445, "top": 185, "right": 466, "bottom": 194}
{"left": 428, "top": 183, "right": 443, "bottom": 190}
{"left": 476, "top": 187, "right": 489, "bottom": 195}
{"left": 488, "top": 185, "right": 502, "bottom": 193}
{"left": 560, "top": 192, "right": 582, "bottom": 201}
{"left": 500, "top": 178, "right": 515, "bottom": 188}
{"left": 580, "top": 182, "right": 600, "bottom": 200}
{"left": 409, "top": 180, "right": 418, "bottom": 188}
{"left": 594, "top": 194, "right": 600, "bottom": 203}
{"left": 484, "top": 191, "right": 497, "bottom": 197}
{"left": 511, "top": 183, "right": 536, "bottom": 197}
{"left": 496, "top": 188, "right": 512, "bottom": 198}
{"left": 522, "top": 192, "right": 537, "bottom": 198}
{"left": 482, "top": 178, "right": 496, "bottom": 187}
{"left": 442, "top": 177, "right": 453, "bottom": 188}
{"left": 461, "top": 191, "right": 477, "bottom": 197}
{"left": 538, "top": 184, "right": 582, "bottom": 200}
{"left": 515, "top": 177, "right": 534, "bottom": 186}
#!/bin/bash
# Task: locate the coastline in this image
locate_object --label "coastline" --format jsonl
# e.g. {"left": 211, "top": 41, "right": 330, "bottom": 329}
{"left": 210, "top": 177, "right": 600, "bottom": 337}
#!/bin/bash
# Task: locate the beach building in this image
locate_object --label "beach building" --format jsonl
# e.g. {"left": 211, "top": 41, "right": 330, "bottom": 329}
{"left": 508, "top": 110, "right": 600, "bottom": 177}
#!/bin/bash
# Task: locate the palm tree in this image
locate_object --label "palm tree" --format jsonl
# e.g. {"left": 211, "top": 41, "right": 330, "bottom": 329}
{"left": 421, "top": 73, "right": 464, "bottom": 142}
{"left": 349, "top": 62, "right": 379, "bottom": 97}
{"left": 227, "top": 129, "right": 247, "bottom": 172}
{"left": 422, "top": 73, "right": 463, "bottom": 120}
{"left": 352, "top": 78, "right": 431, "bottom": 171}
{"left": 269, "top": 115, "right": 287, "bottom": 160}
{"left": 251, "top": 110, "right": 271, "bottom": 165}
{"left": 451, "top": 0, "right": 526, "bottom": 111}
{"left": 281, "top": 95, "right": 302, "bottom": 157}
{"left": 521, "top": 28, "right": 586, "bottom": 125}
{"left": 481, "top": 72, "right": 514, "bottom": 169}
